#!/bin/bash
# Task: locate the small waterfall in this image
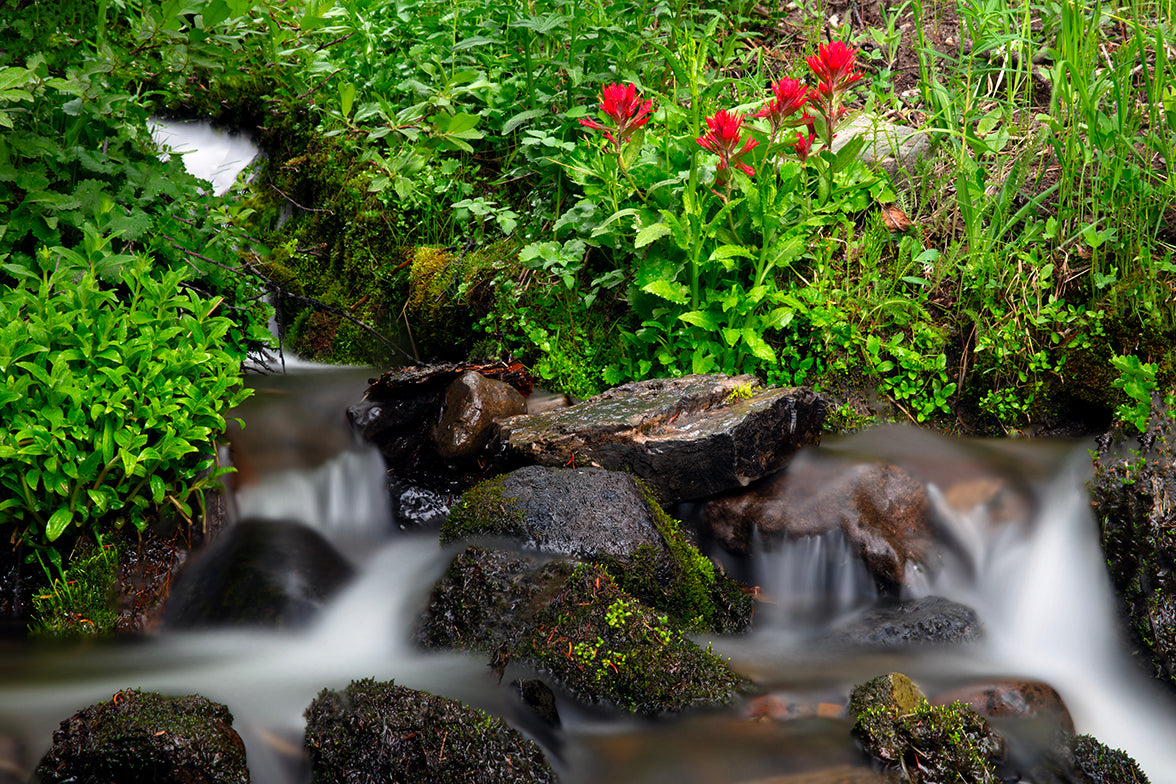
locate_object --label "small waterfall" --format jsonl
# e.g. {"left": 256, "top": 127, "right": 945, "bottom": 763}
{"left": 148, "top": 118, "right": 260, "bottom": 196}
{"left": 754, "top": 529, "right": 877, "bottom": 629}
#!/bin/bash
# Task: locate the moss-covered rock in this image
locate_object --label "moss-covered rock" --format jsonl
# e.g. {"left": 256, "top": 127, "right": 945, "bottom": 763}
{"left": 417, "top": 545, "right": 751, "bottom": 716}
{"left": 1088, "top": 408, "right": 1176, "bottom": 691}
{"left": 35, "top": 689, "right": 250, "bottom": 784}
{"left": 847, "top": 673, "right": 1004, "bottom": 782}
{"left": 1032, "top": 732, "right": 1150, "bottom": 784}
{"left": 442, "top": 467, "right": 753, "bottom": 633}
{"left": 304, "top": 678, "right": 556, "bottom": 784}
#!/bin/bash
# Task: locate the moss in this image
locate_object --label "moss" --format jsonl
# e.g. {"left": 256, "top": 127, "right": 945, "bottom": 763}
{"left": 620, "top": 480, "right": 753, "bottom": 634}
{"left": 440, "top": 476, "right": 525, "bottom": 544}
{"left": 848, "top": 674, "right": 1004, "bottom": 783}
{"left": 417, "top": 546, "right": 750, "bottom": 717}
{"left": 304, "top": 678, "right": 556, "bottom": 784}
{"left": 35, "top": 689, "right": 249, "bottom": 784}
{"left": 521, "top": 562, "right": 751, "bottom": 715}
{"left": 1033, "top": 732, "right": 1150, "bottom": 784}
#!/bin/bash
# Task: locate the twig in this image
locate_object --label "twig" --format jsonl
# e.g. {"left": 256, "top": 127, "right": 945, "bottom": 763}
{"left": 270, "top": 183, "right": 335, "bottom": 214}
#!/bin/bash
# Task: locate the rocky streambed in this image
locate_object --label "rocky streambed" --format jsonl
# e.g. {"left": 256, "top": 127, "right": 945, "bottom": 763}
{"left": 1, "top": 366, "right": 1172, "bottom": 783}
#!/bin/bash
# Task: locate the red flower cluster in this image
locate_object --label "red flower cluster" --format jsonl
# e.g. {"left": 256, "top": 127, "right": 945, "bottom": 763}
{"left": 697, "top": 110, "right": 758, "bottom": 185}
{"left": 752, "top": 77, "right": 809, "bottom": 137}
{"left": 578, "top": 83, "right": 653, "bottom": 151}
{"left": 804, "top": 41, "right": 863, "bottom": 146}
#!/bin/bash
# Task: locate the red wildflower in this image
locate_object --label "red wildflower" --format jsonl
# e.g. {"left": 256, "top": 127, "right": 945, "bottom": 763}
{"left": 793, "top": 130, "right": 815, "bottom": 163}
{"left": 806, "top": 41, "right": 864, "bottom": 95}
{"left": 578, "top": 83, "right": 652, "bottom": 150}
{"left": 697, "top": 110, "right": 758, "bottom": 183}
{"left": 753, "top": 77, "right": 808, "bottom": 134}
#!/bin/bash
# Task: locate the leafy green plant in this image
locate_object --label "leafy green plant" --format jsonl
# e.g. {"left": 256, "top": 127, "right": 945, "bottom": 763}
{"left": 0, "top": 249, "right": 249, "bottom": 575}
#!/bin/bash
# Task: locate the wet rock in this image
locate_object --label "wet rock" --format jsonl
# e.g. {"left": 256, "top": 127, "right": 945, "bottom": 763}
{"left": 702, "top": 453, "right": 933, "bottom": 593}
{"left": 1089, "top": 409, "right": 1176, "bottom": 691}
{"left": 432, "top": 370, "right": 527, "bottom": 459}
{"left": 741, "top": 693, "right": 845, "bottom": 722}
{"left": 304, "top": 677, "right": 556, "bottom": 784}
{"left": 161, "top": 519, "right": 354, "bottom": 629}
{"left": 831, "top": 112, "right": 931, "bottom": 177}
{"left": 416, "top": 545, "right": 751, "bottom": 716}
{"left": 848, "top": 673, "right": 1005, "bottom": 782}
{"left": 1031, "top": 732, "right": 1150, "bottom": 784}
{"left": 931, "top": 680, "right": 1074, "bottom": 733}
{"left": 512, "top": 679, "right": 560, "bottom": 729}
{"left": 348, "top": 361, "right": 535, "bottom": 469}
{"left": 0, "top": 543, "right": 35, "bottom": 639}
{"left": 827, "top": 596, "right": 983, "bottom": 649}
{"left": 35, "top": 689, "right": 249, "bottom": 784}
{"left": 497, "top": 375, "right": 825, "bottom": 503}
{"left": 443, "top": 466, "right": 753, "bottom": 632}
{"left": 0, "top": 733, "right": 28, "bottom": 784}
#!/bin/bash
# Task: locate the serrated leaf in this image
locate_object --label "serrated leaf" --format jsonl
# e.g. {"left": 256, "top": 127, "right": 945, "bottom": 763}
{"left": 634, "top": 222, "right": 672, "bottom": 248}
{"left": 678, "top": 310, "right": 721, "bottom": 330}
{"left": 502, "top": 108, "right": 546, "bottom": 134}
{"left": 641, "top": 279, "right": 690, "bottom": 305}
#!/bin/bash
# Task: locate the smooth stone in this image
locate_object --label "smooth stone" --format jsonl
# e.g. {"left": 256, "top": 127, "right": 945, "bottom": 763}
{"left": 432, "top": 370, "right": 527, "bottom": 459}
{"left": 827, "top": 596, "right": 983, "bottom": 649}
{"left": 931, "top": 679, "right": 1075, "bottom": 733}
{"left": 831, "top": 112, "right": 931, "bottom": 177}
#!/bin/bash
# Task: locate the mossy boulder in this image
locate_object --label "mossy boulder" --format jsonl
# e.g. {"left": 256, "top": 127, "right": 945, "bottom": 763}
{"left": 442, "top": 466, "right": 753, "bottom": 632}
{"left": 303, "top": 678, "right": 556, "bottom": 784}
{"left": 1032, "top": 732, "right": 1150, "bottom": 784}
{"left": 1088, "top": 407, "right": 1176, "bottom": 690}
{"left": 35, "top": 689, "right": 250, "bottom": 784}
{"left": 417, "top": 545, "right": 751, "bottom": 716}
{"left": 847, "top": 673, "right": 1004, "bottom": 782}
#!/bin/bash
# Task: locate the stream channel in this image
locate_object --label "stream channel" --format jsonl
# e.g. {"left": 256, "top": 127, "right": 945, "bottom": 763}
{"left": 0, "top": 123, "right": 1174, "bottom": 783}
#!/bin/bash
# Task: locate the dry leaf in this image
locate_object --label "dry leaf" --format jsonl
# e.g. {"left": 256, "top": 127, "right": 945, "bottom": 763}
{"left": 880, "top": 203, "right": 913, "bottom": 233}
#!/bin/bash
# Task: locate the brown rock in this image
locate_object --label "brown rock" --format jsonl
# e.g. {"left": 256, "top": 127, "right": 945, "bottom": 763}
{"left": 703, "top": 453, "right": 933, "bottom": 590}
{"left": 931, "top": 679, "right": 1075, "bottom": 733}
{"left": 431, "top": 371, "right": 527, "bottom": 459}
{"left": 497, "top": 375, "right": 826, "bottom": 503}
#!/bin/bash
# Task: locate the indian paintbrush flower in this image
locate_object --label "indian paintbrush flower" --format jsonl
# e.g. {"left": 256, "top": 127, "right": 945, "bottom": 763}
{"left": 803, "top": 41, "right": 863, "bottom": 148}
{"left": 793, "top": 130, "right": 815, "bottom": 163}
{"left": 578, "top": 82, "right": 653, "bottom": 153}
{"left": 753, "top": 77, "right": 809, "bottom": 139}
{"left": 697, "top": 110, "right": 758, "bottom": 186}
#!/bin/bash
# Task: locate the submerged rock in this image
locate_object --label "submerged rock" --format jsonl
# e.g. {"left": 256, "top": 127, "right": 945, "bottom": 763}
{"left": 1089, "top": 410, "right": 1176, "bottom": 691}
{"left": 827, "top": 596, "right": 983, "bottom": 649}
{"left": 497, "top": 374, "right": 825, "bottom": 503}
{"left": 703, "top": 453, "right": 934, "bottom": 593}
{"left": 36, "top": 690, "right": 250, "bottom": 784}
{"left": 161, "top": 519, "right": 354, "bottom": 629}
{"left": 443, "top": 466, "right": 752, "bottom": 632}
{"left": 304, "top": 677, "right": 556, "bottom": 784}
{"left": 416, "top": 545, "right": 750, "bottom": 716}
{"left": 931, "top": 679, "right": 1074, "bottom": 733}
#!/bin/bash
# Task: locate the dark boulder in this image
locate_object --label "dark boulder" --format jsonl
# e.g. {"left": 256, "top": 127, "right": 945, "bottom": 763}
{"left": 35, "top": 689, "right": 250, "bottom": 784}
{"left": 497, "top": 375, "right": 825, "bottom": 503}
{"left": 442, "top": 466, "right": 752, "bottom": 632}
{"left": 931, "top": 679, "right": 1074, "bottom": 733}
{"left": 416, "top": 545, "right": 750, "bottom": 716}
{"left": 703, "top": 453, "right": 934, "bottom": 593}
{"left": 1089, "top": 408, "right": 1176, "bottom": 691}
{"left": 161, "top": 519, "right": 354, "bottom": 629}
{"left": 303, "top": 677, "right": 556, "bottom": 784}
{"left": 827, "top": 596, "right": 983, "bottom": 649}
{"left": 848, "top": 672, "right": 1005, "bottom": 782}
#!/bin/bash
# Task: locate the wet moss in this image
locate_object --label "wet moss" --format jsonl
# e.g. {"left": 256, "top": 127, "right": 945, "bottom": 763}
{"left": 417, "top": 546, "right": 750, "bottom": 716}
{"left": 848, "top": 674, "right": 1004, "bottom": 783}
{"left": 441, "top": 476, "right": 526, "bottom": 544}
{"left": 1033, "top": 732, "right": 1150, "bottom": 784}
{"left": 36, "top": 689, "right": 250, "bottom": 784}
{"left": 304, "top": 677, "right": 556, "bottom": 784}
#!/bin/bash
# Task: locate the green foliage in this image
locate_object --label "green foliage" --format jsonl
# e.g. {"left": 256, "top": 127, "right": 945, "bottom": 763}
{"left": 30, "top": 538, "right": 120, "bottom": 638}
{"left": 0, "top": 252, "right": 249, "bottom": 570}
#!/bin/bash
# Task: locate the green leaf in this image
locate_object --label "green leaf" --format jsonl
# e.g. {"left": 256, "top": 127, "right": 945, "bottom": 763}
{"left": 678, "top": 310, "right": 721, "bottom": 330}
{"left": 502, "top": 108, "right": 546, "bottom": 134}
{"left": 634, "top": 222, "right": 672, "bottom": 248}
{"left": 46, "top": 508, "right": 73, "bottom": 542}
{"left": 339, "top": 82, "right": 356, "bottom": 118}
{"left": 641, "top": 279, "right": 690, "bottom": 305}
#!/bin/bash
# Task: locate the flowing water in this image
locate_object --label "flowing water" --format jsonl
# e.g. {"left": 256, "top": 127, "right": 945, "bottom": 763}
{"left": 3, "top": 369, "right": 1176, "bottom": 783}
